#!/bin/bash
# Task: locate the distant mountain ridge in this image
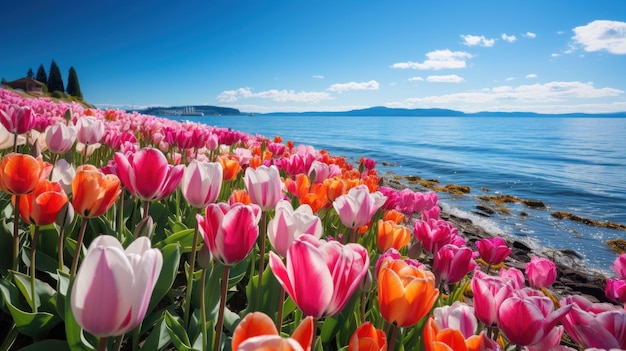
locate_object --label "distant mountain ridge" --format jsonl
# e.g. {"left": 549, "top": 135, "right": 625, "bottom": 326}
{"left": 261, "top": 106, "right": 626, "bottom": 117}
{"left": 138, "top": 105, "right": 241, "bottom": 116}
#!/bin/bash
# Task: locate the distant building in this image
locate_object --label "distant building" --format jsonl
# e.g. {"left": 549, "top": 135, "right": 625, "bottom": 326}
{"left": 3, "top": 78, "right": 45, "bottom": 95}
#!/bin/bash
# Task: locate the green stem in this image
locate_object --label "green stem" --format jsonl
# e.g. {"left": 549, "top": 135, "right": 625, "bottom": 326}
{"left": 213, "top": 265, "right": 230, "bottom": 351}
{"left": 200, "top": 268, "right": 208, "bottom": 351}
{"left": 82, "top": 144, "right": 88, "bottom": 165}
{"left": 276, "top": 285, "right": 285, "bottom": 333}
{"left": 30, "top": 225, "right": 40, "bottom": 313}
{"left": 112, "top": 334, "right": 125, "bottom": 351}
{"left": 142, "top": 200, "right": 150, "bottom": 220}
{"left": 311, "top": 318, "right": 319, "bottom": 351}
{"left": 388, "top": 324, "right": 399, "bottom": 351}
{"left": 70, "top": 217, "right": 89, "bottom": 279}
{"left": 12, "top": 195, "right": 21, "bottom": 272}
{"left": 0, "top": 322, "right": 19, "bottom": 351}
{"left": 117, "top": 191, "right": 124, "bottom": 234}
{"left": 97, "top": 336, "right": 108, "bottom": 351}
{"left": 183, "top": 214, "right": 201, "bottom": 329}
{"left": 256, "top": 211, "right": 268, "bottom": 309}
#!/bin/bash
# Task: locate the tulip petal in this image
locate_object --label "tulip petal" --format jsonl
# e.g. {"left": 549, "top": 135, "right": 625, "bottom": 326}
{"left": 232, "top": 312, "right": 279, "bottom": 351}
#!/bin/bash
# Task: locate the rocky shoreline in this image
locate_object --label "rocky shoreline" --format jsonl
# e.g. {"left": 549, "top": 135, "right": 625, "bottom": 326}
{"left": 382, "top": 173, "right": 612, "bottom": 304}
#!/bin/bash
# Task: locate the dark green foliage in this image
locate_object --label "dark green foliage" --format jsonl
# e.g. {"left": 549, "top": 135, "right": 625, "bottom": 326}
{"left": 26, "top": 68, "right": 34, "bottom": 79}
{"left": 66, "top": 66, "right": 83, "bottom": 99}
{"left": 47, "top": 60, "right": 64, "bottom": 93}
{"left": 36, "top": 64, "right": 48, "bottom": 84}
{"left": 1, "top": 78, "right": 7, "bottom": 85}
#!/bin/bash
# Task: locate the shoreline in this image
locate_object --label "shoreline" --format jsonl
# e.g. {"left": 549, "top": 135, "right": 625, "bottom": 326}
{"left": 382, "top": 173, "right": 611, "bottom": 303}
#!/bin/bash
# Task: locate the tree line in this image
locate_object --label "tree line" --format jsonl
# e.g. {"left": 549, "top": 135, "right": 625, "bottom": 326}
{"left": 14, "top": 60, "right": 83, "bottom": 99}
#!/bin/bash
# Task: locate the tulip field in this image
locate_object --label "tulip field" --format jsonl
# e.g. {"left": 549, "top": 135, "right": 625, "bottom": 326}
{"left": 1, "top": 87, "right": 625, "bottom": 351}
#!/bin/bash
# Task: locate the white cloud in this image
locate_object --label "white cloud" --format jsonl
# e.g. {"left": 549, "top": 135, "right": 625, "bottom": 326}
{"left": 216, "top": 87, "right": 332, "bottom": 103}
{"left": 551, "top": 53, "right": 560, "bottom": 57}
{"left": 506, "top": 77, "right": 516, "bottom": 81}
{"left": 426, "top": 74, "right": 465, "bottom": 83}
{"left": 409, "top": 76, "right": 424, "bottom": 81}
{"left": 327, "top": 80, "right": 379, "bottom": 92}
{"left": 572, "top": 20, "right": 626, "bottom": 54}
{"left": 390, "top": 49, "right": 473, "bottom": 70}
{"left": 524, "top": 32, "right": 537, "bottom": 39}
{"left": 461, "top": 34, "right": 495, "bottom": 47}
{"left": 312, "top": 75, "right": 325, "bottom": 79}
{"left": 526, "top": 73, "right": 538, "bottom": 79}
{"left": 501, "top": 33, "right": 517, "bottom": 42}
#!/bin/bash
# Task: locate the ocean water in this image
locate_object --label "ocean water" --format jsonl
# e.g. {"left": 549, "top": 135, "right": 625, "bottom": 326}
{"left": 169, "top": 115, "right": 626, "bottom": 275}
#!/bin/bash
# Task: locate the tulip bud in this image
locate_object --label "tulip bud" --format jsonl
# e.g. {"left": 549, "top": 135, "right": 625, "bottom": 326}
{"left": 197, "top": 244, "right": 213, "bottom": 269}
{"left": 30, "top": 138, "right": 41, "bottom": 158}
{"left": 64, "top": 109, "right": 72, "bottom": 123}
{"left": 56, "top": 202, "right": 75, "bottom": 229}
{"left": 134, "top": 215, "right": 154, "bottom": 238}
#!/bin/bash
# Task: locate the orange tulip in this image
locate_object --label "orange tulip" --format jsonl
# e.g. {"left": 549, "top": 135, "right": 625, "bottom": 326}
{"left": 423, "top": 317, "right": 484, "bottom": 351}
{"left": 377, "top": 219, "right": 411, "bottom": 252}
{"left": 377, "top": 258, "right": 439, "bottom": 327}
{"left": 296, "top": 174, "right": 328, "bottom": 213}
{"left": 349, "top": 322, "right": 387, "bottom": 351}
{"left": 383, "top": 210, "right": 404, "bottom": 224}
{"left": 72, "top": 165, "right": 121, "bottom": 218}
{"left": 0, "top": 153, "right": 50, "bottom": 195}
{"left": 325, "top": 178, "right": 346, "bottom": 201}
{"left": 217, "top": 155, "right": 242, "bottom": 181}
{"left": 248, "top": 156, "right": 263, "bottom": 170}
{"left": 229, "top": 189, "right": 252, "bottom": 205}
{"left": 15, "top": 180, "right": 68, "bottom": 225}
{"left": 232, "top": 312, "right": 314, "bottom": 351}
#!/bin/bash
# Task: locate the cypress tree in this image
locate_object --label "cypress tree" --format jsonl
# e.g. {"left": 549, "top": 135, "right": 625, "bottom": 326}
{"left": 47, "top": 60, "right": 64, "bottom": 93}
{"left": 66, "top": 66, "right": 83, "bottom": 99}
{"left": 26, "top": 68, "right": 34, "bottom": 79}
{"left": 35, "top": 64, "right": 48, "bottom": 84}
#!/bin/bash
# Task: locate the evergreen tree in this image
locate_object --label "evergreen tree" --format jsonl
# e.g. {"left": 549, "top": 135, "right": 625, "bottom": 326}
{"left": 26, "top": 68, "right": 34, "bottom": 79}
{"left": 47, "top": 60, "right": 64, "bottom": 93}
{"left": 66, "top": 66, "right": 83, "bottom": 99}
{"left": 35, "top": 64, "right": 48, "bottom": 84}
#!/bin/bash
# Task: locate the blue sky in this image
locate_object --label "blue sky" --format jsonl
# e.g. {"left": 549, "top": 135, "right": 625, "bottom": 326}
{"left": 2, "top": 0, "right": 626, "bottom": 113}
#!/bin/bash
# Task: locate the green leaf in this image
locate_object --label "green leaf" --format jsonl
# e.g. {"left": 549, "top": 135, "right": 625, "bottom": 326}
{"left": 17, "top": 339, "right": 71, "bottom": 351}
{"left": 3, "top": 299, "right": 60, "bottom": 338}
{"left": 155, "top": 228, "right": 195, "bottom": 252}
{"left": 140, "top": 314, "right": 171, "bottom": 351}
{"left": 165, "top": 310, "right": 198, "bottom": 351}
{"left": 243, "top": 263, "right": 282, "bottom": 317}
{"left": 12, "top": 271, "right": 57, "bottom": 313}
{"left": 0, "top": 217, "right": 14, "bottom": 274}
{"left": 148, "top": 243, "right": 181, "bottom": 311}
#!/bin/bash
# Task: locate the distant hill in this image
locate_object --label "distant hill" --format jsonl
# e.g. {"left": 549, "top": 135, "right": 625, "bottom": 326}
{"left": 138, "top": 105, "right": 241, "bottom": 116}
{"left": 262, "top": 106, "right": 626, "bottom": 117}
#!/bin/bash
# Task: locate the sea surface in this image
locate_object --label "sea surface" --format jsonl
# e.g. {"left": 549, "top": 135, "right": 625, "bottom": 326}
{"left": 168, "top": 115, "right": 626, "bottom": 275}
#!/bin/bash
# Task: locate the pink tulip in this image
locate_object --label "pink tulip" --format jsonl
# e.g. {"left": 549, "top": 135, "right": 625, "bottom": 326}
{"left": 498, "top": 267, "right": 526, "bottom": 290}
{"left": 76, "top": 116, "right": 105, "bottom": 144}
{"left": 308, "top": 160, "right": 340, "bottom": 183}
{"left": 432, "top": 244, "right": 476, "bottom": 285}
{"left": 526, "top": 256, "right": 557, "bottom": 288}
{"left": 471, "top": 269, "right": 514, "bottom": 327}
{"left": 606, "top": 279, "right": 626, "bottom": 304}
{"left": 333, "top": 185, "right": 386, "bottom": 229}
{"left": 397, "top": 189, "right": 438, "bottom": 215}
{"left": 0, "top": 104, "right": 36, "bottom": 134}
{"left": 180, "top": 160, "right": 223, "bottom": 208}
{"left": 244, "top": 165, "right": 283, "bottom": 211}
{"left": 433, "top": 301, "right": 477, "bottom": 339}
{"left": 114, "top": 148, "right": 185, "bottom": 201}
{"left": 613, "top": 254, "right": 626, "bottom": 280}
{"left": 44, "top": 123, "right": 77, "bottom": 154}
{"left": 525, "top": 326, "right": 569, "bottom": 351}
{"left": 267, "top": 200, "right": 322, "bottom": 257}
{"left": 269, "top": 235, "right": 369, "bottom": 318}
{"left": 497, "top": 288, "right": 571, "bottom": 347}
{"left": 560, "top": 295, "right": 626, "bottom": 350}
{"left": 413, "top": 218, "right": 458, "bottom": 254}
{"left": 475, "top": 237, "right": 511, "bottom": 266}
{"left": 70, "top": 236, "right": 163, "bottom": 337}
{"left": 197, "top": 202, "right": 261, "bottom": 266}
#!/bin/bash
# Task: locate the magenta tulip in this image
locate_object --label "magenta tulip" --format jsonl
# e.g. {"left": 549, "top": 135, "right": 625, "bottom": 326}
{"left": 44, "top": 123, "right": 77, "bottom": 154}
{"left": 433, "top": 301, "right": 477, "bottom": 339}
{"left": 269, "top": 235, "right": 369, "bottom": 318}
{"left": 197, "top": 202, "right": 261, "bottom": 266}
{"left": 114, "top": 147, "right": 185, "bottom": 201}
{"left": 606, "top": 279, "right": 626, "bottom": 304}
{"left": 613, "top": 253, "right": 626, "bottom": 280}
{"left": 432, "top": 244, "right": 476, "bottom": 285}
{"left": 526, "top": 256, "right": 557, "bottom": 288}
{"left": 76, "top": 116, "right": 105, "bottom": 145}
{"left": 498, "top": 267, "right": 526, "bottom": 290}
{"left": 475, "top": 237, "right": 511, "bottom": 266}
{"left": 267, "top": 200, "right": 322, "bottom": 257}
{"left": 497, "top": 287, "right": 571, "bottom": 347}
{"left": 244, "top": 164, "right": 283, "bottom": 211}
{"left": 560, "top": 295, "right": 626, "bottom": 350}
{"left": 70, "top": 236, "right": 163, "bottom": 337}
{"left": 413, "top": 218, "right": 458, "bottom": 254}
{"left": 0, "top": 104, "right": 36, "bottom": 135}
{"left": 471, "top": 269, "right": 514, "bottom": 327}
{"left": 333, "top": 184, "right": 386, "bottom": 229}
{"left": 180, "top": 159, "right": 223, "bottom": 208}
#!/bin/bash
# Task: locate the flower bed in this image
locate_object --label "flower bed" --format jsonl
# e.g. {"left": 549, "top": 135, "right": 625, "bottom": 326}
{"left": 0, "top": 87, "right": 625, "bottom": 351}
